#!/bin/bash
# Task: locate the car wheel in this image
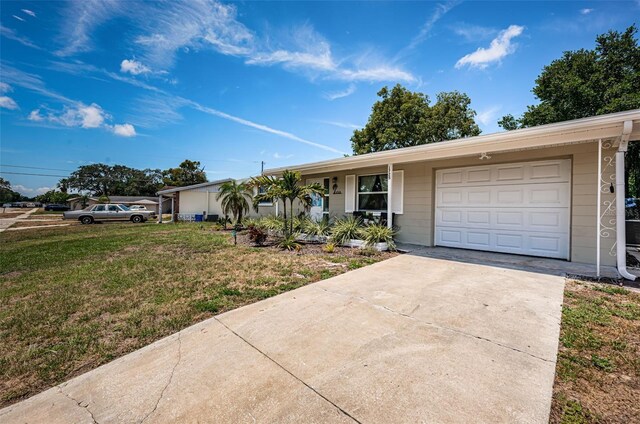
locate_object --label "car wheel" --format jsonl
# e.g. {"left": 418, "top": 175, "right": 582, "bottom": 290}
{"left": 80, "top": 216, "right": 94, "bottom": 225}
{"left": 131, "top": 215, "right": 143, "bottom": 223}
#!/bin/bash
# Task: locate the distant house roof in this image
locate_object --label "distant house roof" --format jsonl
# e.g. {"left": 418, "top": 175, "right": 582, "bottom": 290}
{"left": 68, "top": 196, "right": 162, "bottom": 203}
{"left": 157, "top": 178, "right": 233, "bottom": 195}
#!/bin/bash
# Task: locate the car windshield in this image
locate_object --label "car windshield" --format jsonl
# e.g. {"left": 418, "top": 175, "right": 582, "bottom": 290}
{"left": 118, "top": 204, "right": 130, "bottom": 211}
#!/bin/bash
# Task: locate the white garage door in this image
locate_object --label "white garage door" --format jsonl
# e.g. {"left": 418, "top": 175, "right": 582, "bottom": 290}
{"left": 435, "top": 159, "right": 571, "bottom": 259}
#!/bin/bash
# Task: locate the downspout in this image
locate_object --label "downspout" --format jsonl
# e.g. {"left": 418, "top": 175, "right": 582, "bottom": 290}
{"left": 615, "top": 120, "right": 636, "bottom": 281}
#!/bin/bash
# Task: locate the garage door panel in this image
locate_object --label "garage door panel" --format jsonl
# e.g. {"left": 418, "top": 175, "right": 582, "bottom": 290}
{"left": 435, "top": 228, "right": 569, "bottom": 259}
{"left": 436, "top": 159, "right": 570, "bottom": 187}
{"left": 437, "top": 183, "right": 570, "bottom": 208}
{"left": 435, "top": 159, "right": 570, "bottom": 259}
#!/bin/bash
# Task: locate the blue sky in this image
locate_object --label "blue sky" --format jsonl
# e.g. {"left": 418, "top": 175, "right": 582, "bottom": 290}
{"left": 0, "top": 0, "right": 637, "bottom": 196}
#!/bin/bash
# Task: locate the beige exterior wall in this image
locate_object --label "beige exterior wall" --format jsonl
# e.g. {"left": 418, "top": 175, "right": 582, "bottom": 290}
{"left": 176, "top": 183, "right": 226, "bottom": 216}
{"left": 294, "top": 141, "right": 614, "bottom": 266}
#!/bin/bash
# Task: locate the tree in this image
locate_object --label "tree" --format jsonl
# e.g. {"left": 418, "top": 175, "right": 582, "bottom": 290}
{"left": 0, "top": 178, "right": 25, "bottom": 203}
{"left": 215, "top": 180, "right": 253, "bottom": 225}
{"left": 162, "top": 160, "right": 207, "bottom": 187}
{"left": 251, "top": 170, "right": 324, "bottom": 236}
{"left": 497, "top": 25, "right": 640, "bottom": 196}
{"left": 351, "top": 85, "right": 481, "bottom": 155}
{"left": 35, "top": 190, "right": 71, "bottom": 204}
{"left": 62, "top": 164, "right": 162, "bottom": 196}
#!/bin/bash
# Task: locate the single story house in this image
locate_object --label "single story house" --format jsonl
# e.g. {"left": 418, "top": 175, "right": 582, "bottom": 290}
{"left": 264, "top": 110, "right": 640, "bottom": 280}
{"left": 156, "top": 179, "right": 283, "bottom": 222}
{"left": 68, "top": 196, "right": 171, "bottom": 214}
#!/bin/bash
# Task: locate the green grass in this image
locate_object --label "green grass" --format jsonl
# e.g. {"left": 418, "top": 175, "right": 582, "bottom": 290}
{"left": 0, "top": 223, "right": 391, "bottom": 406}
{"left": 551, "top": 281, "right": 640, "bottom": 423}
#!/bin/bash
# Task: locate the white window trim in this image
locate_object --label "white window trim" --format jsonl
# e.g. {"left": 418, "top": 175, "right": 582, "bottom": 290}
{"left": 356, "top": 173, "right": 389, "bottom": 212}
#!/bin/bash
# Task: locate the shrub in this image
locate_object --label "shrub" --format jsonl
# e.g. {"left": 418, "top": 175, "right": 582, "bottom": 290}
{"left": 361, "top": 223, "right": 396, "bottom": 250}
{"left": 278, "top": 233, "right": 302, "bottom": 251}
{"left": 330, "top": 216, "right": 363, "bottom": 245}
{"left": 358, "top": 247, "right": 378, "bottom": 257}
{"left": 323, "top": 242, "right": 336, "bottom": 253}
{"left": 304, "top": 218, "right": 332, "bottom": 240}
{"left": 242, "top": 217, "right": 259, "bottom": 229}
{"left": 261, "top": 215, "right": 286, "bottom": 234}
{"left": 248, "top": 225, "right": 268, "bottom": 246}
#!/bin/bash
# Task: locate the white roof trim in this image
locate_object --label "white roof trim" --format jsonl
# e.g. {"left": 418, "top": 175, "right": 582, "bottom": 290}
{"left": 265, "top": 110, "right": 640, "bottom": 175}
{"left": 157, "top": 178, "right": 233, "bottom": 195}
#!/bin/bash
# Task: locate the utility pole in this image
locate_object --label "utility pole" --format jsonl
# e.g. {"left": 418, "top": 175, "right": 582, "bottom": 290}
{"left": 261, "top": 161, "right": 265, "bottom": 175}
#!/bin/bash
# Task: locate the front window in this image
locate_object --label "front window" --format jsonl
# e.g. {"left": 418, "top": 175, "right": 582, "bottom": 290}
{"left": 118, "top": 204, "right": 130, "bottom": 211}
{"left": 257, "top": 186, "right": 273, "bottom": 206}
{"left": 107, "top": 205, "right": 119, "bottom": 212}
{"left": 358, "top": 174, "right": 388, "bottom": 211}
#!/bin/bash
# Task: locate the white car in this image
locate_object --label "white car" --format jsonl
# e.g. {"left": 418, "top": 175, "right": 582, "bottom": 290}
{"left": 129, "top": 205, "right": 148, "bottom": 211}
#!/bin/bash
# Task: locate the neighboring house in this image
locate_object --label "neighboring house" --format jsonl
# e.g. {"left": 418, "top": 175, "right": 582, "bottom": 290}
{"left": 68, "top": 196, "right": 171, "bottom": 214}
{"left": 264, "top": 110, "right": 640, "bottom": 278}
{"left": 157, "top": 179, "right": 278, "bottom": 222}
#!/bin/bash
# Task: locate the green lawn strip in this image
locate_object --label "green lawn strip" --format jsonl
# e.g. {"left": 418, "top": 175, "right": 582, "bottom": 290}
{"left": 551, "top": 281, "right": 640, "bottom": 423}
{"left": 0, "top": 223, "right": 392, "bottom": 406}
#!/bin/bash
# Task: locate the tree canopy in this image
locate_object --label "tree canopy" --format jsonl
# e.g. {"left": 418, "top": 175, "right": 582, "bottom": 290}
{"left": 0, "top": 178, "right": 26, "bottom": 203}
{"left": 497, "top": 25, "right": 640, "bottom": 196}
{"left": 162, "top": 160, "right": 207, "bottom": 187}
{"left": 351, "top": 85, "right": 481, "bottom": 155}
{"left": 60, "top": 164, "right": 163, "bottom": 197}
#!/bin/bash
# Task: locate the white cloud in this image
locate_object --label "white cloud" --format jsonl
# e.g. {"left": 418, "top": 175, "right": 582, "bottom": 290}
{"left": 397, "top": 1, "right": 460, "bottom": 59}
{"left": 452, "top": 24, "right": 497, "bottom": 42}
{"left": 28, "top": 109, "right": 43, "bottom": 121}
{"left": 476, "top": 105, "right": 501, "bottom": 126}
{"left": 0, "top": 25, "right": 41, "bottom": 49}
{"left": 29, "top": 103, "right": 107, "bottom": 129}
{"left": 0, "top": 96, "right": 19, "bottom": 110}
{"left": 12, "top": 185, "right": 54, "bottom": 196}
{"left": 455, "top": 25, "right": 524, "bottom": 69}
{"left": 323, "top": 84, "right": 356, "bottom": 101}
{"left": 55, "top": 0, "right": 124, "bottom": 56}
{"left": 580, "top": 8, "right": 594, "bottom": 15}
{"left": 120, "top": 59, "right": 151, "bottom": 75}
{"left": 21, "top": 9, "right": 36, "bottom": 17}
{"left": 13, "top": 15, "right": 25, "bottom": 22}
{"left": 111, "top": 123, "right": 136, "bottom": 137}
{"left": 320, "top": 120, "right": 362, "bottom": 130}
{"left": 54, "top": 1, "right": 412, "bottom": 83}
{"left": 337, "top": 66, "right": 416, "bottom": 83}
{"left": 0, "top": 83, "right": 11, "bottom": 93}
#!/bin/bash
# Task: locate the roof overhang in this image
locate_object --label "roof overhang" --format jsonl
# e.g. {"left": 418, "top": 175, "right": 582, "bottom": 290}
{"left": 157, "top": 178, "right": 233, "bottom": 195}
{"left": 264, "top": 110, "right": 640, "bottom": 175}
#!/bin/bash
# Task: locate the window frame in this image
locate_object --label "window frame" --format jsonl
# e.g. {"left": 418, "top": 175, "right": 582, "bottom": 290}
{"left": 356, "top": 173, "right": 388, "bottom": 212}
{"left": 322, "top": 178, "right": 330, "bottom": 216}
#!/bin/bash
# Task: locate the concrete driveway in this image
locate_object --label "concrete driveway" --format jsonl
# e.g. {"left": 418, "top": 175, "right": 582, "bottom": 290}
{"left": 0, "top": 253, "right": 565, "bottom": 423}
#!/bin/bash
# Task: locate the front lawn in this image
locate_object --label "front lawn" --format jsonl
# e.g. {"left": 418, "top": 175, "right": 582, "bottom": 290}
{"left": 0, "top": 223, "right": 395, "bottom": 406}
{"left": 551, "top": 280, "right": 640, "bottom": 423}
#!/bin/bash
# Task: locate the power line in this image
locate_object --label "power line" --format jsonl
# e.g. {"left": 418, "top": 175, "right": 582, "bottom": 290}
{"left": 0, "top": 171, "right": 69, "bottom": 178}
{"left": 0, "top": 164, "right": 74, "bottom": 172}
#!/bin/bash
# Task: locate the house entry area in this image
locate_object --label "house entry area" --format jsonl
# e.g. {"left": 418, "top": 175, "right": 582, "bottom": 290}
{"left": 434, "top": 159, "right": 571, "bottom": 259}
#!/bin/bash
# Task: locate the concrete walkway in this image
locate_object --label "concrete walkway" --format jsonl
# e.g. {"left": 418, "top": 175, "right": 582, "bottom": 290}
{"left": 0, "top": 254, "right": 565, "bottom": 423}
{"left": 0, "top": 208, "right": 38, "bottom": 232}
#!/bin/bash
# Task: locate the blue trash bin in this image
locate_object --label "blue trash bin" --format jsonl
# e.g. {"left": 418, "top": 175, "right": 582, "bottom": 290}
{"left": 194, "top": 214, "right": 203, "bottom": 222}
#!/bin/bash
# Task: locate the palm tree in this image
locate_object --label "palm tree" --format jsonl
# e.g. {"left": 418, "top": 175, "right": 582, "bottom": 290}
{"left": 216, "top": 181, "right": 253, "bottom": 225}
{"left": 251, "top": 170, "right": 324, "bottom": 236}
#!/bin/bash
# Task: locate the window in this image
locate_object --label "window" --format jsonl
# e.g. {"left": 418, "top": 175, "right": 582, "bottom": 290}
{"left": 107, "top": 205, "right": 119, "bottom": 212}
{"left": 92, "top": 205, "right": 105, "bottom": 212}
{"left": 257, "top": 186, "right": 273, "bottom": 206}
{"left": 323, "top": 178, "right": 330, "bottom": 214}
{"left": 358, "top": 174, "right": 388, "bottom": 211}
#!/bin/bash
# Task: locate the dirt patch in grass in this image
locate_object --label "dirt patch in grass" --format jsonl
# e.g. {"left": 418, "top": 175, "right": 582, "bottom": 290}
{"left": 10, "top": 221, "right": 75, "bottom": 228}
{"left": 0, "top": 223, "right": 396, "bottom": 406}
{"left": 0, "top": 212, "right": 23, "bottom": 219}
{"left": 550, "top": 280, "right": 640, "bottom": 423}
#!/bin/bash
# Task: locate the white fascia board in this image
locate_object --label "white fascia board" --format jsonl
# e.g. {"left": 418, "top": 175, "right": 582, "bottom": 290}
{"left": 265, "top": 110, "right": 640, "bottom": 175}
{"left": 157, "top": 178, "right": 233, "bottom": 195}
